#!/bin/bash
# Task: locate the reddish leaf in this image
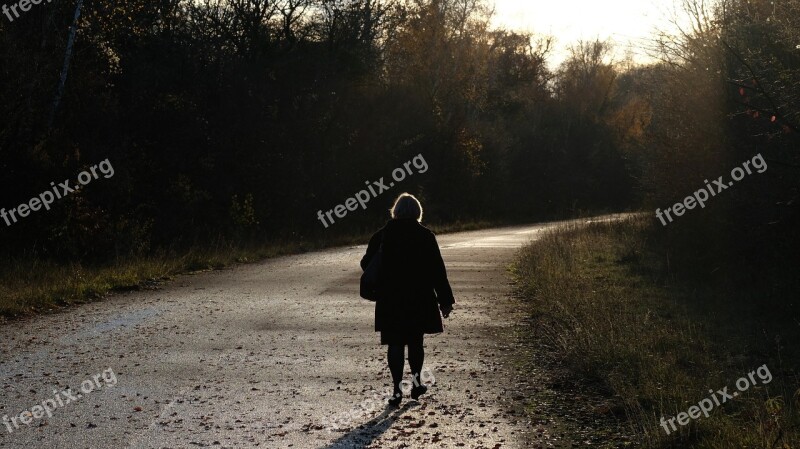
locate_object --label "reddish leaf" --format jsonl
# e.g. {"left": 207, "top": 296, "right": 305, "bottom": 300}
{"left": 739, "top": 87, "right": 746, "bottom": 96}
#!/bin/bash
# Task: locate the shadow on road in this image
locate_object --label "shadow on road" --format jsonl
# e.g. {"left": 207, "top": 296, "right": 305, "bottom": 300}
{"left": 319, "top": 402, "right": 416, "bottom": 449}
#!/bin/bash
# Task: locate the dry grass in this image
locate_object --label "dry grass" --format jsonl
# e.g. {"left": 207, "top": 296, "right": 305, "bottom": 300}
{"left": 0, "top": 240, "right": 302, "bottom": 317}
{"left": 513, "top": 218, "right": 800, "bottom": 448}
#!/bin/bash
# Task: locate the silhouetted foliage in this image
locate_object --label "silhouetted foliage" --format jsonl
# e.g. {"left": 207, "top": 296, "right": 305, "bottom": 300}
{"left": 0, "top": 0, "right": 656, "bottom": 264}
{"left": 640, "top": 0, "right": 800, "bottom": 287}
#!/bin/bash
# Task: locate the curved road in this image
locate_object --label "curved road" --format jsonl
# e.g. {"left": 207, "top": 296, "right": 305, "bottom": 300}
{"left": 0, "top": 217, "right": 620, "bottom": 448}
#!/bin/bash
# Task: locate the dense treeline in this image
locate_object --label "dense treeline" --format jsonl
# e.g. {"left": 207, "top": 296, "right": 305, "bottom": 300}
{"left": 0, "top": 0, "right": 797, "bottom": 278}
{"left": 0, "top": 0, "right": 636, "bottom": 263}
{"left": 638, "top": 0, "right": 800, "bottom": 285}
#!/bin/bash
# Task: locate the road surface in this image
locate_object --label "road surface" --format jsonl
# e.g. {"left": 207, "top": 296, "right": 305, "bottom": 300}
{"left": 0, "top": 218, "right": 617, "bottom": 448}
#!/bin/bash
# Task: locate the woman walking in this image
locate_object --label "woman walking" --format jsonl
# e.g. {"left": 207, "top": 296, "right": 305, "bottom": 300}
{"left": 360, "top": 193, "right": 455, "bottom": 407}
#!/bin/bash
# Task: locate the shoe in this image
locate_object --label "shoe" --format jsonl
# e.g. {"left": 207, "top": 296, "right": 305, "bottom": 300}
{"left": 410, "top": 385, "right": 428, "bottom": 400}
{"left": 388, "top": 391, "right": 402, "bottom": 407}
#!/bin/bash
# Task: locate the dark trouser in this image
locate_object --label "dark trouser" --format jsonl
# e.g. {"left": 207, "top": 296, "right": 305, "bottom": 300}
{"left": 387, "top": 334, "right": 424, "bottom": 395}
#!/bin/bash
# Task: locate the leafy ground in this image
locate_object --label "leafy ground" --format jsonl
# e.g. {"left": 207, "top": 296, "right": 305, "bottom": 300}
{"left": 512, "top": 218, "right": 800, "bottom": 448}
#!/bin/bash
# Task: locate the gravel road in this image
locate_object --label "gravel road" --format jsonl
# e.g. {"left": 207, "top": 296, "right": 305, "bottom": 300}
{"left": 0, "top": 218, "right": 616, "bottom": 449}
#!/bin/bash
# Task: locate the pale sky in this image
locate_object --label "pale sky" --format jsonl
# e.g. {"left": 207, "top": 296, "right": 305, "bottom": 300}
{"left": 490, "top": 0, "right": 685, "bottom": 67}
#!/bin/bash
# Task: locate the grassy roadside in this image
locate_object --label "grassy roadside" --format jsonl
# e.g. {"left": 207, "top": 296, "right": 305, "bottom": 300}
{"left": 0, "top": 219, "right": 496, "bottom": 319}
{"left": 512, "top": 218, "right": 800, "bottom": 448}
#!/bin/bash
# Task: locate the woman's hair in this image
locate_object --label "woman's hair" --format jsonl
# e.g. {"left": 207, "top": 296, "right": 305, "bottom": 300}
{"left": 390, "top": 193, "right": 423, "bottom": 222}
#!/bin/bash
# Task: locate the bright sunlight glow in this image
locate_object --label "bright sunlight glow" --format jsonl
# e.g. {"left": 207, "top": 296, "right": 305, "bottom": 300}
{"left": 491, "top": 0, "right": 686, "bottom": 66}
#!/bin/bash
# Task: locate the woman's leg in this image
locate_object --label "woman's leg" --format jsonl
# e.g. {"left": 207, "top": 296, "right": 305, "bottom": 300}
{"left": 387, "top": 344, "right": 405, "bottom": 396}
{"left": 407, "top": 334, "right": 425, "bottom": 387}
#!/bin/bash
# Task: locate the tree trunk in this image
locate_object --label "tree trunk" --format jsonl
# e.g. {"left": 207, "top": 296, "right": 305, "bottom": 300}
{"left": 48, "top": 0, "right": 84, "bottom": 130}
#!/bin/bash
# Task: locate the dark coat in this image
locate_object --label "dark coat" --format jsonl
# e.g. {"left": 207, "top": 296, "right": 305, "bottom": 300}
{"left": 360, "top": 219, "right": 455, "bottom": 335}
